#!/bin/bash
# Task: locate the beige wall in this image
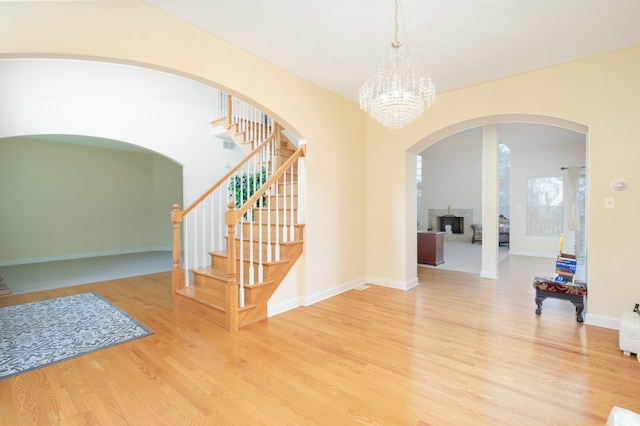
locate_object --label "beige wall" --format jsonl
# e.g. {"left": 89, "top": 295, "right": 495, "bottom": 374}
{"left": 367, "top": 48, "right": 640, "bottom": 327}
{"left": 2, "top": 1, "right": 638, "bottom": 327}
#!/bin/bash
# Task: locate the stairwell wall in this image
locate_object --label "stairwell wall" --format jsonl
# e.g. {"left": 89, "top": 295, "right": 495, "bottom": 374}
{"left": 0, "top": 1, "right": 369, "bottom": 307}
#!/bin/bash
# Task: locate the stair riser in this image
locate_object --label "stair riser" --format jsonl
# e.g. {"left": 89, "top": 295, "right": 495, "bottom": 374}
{"left": 277, "top": 182, "right": 298, "bottom": 194}
{"left": 175, "top": 293, "right": 225, "bottom": 327}
{"left": 222, "top": 237, "right": 302, "bottom": 258}
{"left": 235, "top": 241, "right": 299, "bottom": 260}
{"left": 240, "top": 223, "right": 304, "bottom": 240}
{"left": 256, "top": 208, "right": 299, "bottom": 223}
{"left": 208, "top": 256, "right": 294, "bottom": 284}
{"left": 193, "top": 271, "right": 226, "bottom": 289}
{"left": 266, "top": 195, "right": 299, "bottom": 209}
{"left": 189, "top": 268, "right": 273, "bottom": 307}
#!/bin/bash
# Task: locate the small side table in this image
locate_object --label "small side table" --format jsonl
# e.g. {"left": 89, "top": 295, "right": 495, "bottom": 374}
{"left": 418, "top": 232, "right": 444, "bottom": 266}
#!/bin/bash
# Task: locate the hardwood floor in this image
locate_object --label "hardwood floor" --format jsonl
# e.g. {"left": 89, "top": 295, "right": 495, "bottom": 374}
{"left": 1, "top": 255, "right": 638, "bottom": 425}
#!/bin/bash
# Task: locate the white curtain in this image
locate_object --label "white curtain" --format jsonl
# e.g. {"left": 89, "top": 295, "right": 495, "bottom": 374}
{"left": 566, "top": 167, "right": 581, "bottom": 231}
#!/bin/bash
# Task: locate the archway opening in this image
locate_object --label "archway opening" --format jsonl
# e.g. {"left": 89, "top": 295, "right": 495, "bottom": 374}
{"left": 410, "top": 115, "right": 588, "bottom": 281}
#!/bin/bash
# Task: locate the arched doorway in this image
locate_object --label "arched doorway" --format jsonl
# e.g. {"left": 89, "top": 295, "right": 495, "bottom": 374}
{"left": 410, "top": 114, "right": 588, "bottom": 280}
{"left": 0, "top": 59, "right": 248, "bottom": 293}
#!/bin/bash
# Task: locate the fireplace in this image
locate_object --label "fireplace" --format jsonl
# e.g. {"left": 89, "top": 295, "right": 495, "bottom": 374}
{"left": 438, "top": 215, "right": 464, "bottom": 234}
{"left": 426, "top": 208, "right": 473, "bottom": 242}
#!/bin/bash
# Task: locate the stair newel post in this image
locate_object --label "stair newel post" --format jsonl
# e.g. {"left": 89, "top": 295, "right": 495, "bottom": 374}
{"left": 226, "top": 94, "right": 233, "bottom": 129}
{"left": 225, "top": 201, "right": 240, "bottom": 333}
{"left": 274, "top": 122, "right": 281, "bottom": 168}
{"left": 171, "top": 204, "right": 183, "bottom": 303}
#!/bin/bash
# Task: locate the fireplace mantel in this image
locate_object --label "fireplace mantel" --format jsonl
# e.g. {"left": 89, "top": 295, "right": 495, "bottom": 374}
{"left": 427, "top": 209, "right": 474, "bottom": 242}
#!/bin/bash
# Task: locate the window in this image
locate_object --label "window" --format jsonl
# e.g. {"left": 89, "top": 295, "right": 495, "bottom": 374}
{"left": 498, "top": 144, "right": 511, "bottom": 218}
{"left": 527, "top": 176, "right": 563, "bottom": 236}
{"left": 417, "top": 155, "right": 422, "bottom": 226}
{"left": 575, "top": 175, "right": 587, "bottom": 258}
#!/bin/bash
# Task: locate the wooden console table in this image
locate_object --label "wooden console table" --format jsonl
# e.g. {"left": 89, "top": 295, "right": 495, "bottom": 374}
{"left": 418, "top": 232, "right": 444, "bottom": 266}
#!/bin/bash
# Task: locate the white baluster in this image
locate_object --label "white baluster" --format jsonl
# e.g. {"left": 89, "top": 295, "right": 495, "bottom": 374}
{"left": 212, "top": 192, "right": 216, "bottom": 256}
{"left": 297, "top": 154, "right": 306, "bottom": 224}
{"left": 248, "top": 204, "right": 254, "bottom": 286}
{"left": 282, "top": 168, "right": 288, "bottom": 243}
{"left": 275, "top": 174, "right": 280, "bottom": 261}
{"left": 257, "top": 158, "right": 264, "bottom": 283}
{"left": 184, "top": 214, "right": 190, "bottom": 287}
{"left": 239, "top": 219, "right": 244, "bottom": 306}
{"left": 258, "top": 221, "right": 264, "bottom": 284}
{"left": 202, "top": 203, "right": 207, "bottom": 268}
{"left": 217, "top": 189, "right": 223, "bottom": 251}
{"left": 248, "top": 159, "right": 255, "bottom": 285}
{"left": 290, "top": 166, "right": 295, "bottom": 241}
{"left": 266, "top": 141, "right": 273, "bottom": 263}
{"left": 193, "top": 207, "right": 199, "bottom": 270}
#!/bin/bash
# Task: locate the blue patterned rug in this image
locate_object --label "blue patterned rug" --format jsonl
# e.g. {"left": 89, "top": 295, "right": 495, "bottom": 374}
{"left": 0, "top": 292, "right": 153, "bottom": 380}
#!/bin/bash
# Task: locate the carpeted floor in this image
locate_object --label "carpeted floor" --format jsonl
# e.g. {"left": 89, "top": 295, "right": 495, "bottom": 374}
{"left": 418, "top": 240, "right": 509, "bottom": 274}
{"left": 0, "top": 251, "right": 172, "bottom": 295}
{"left": 0, "top": 276, "right": 9, "bottom": 296}
{"left": 0, "top": 292, "right": 153, "bottom": 380}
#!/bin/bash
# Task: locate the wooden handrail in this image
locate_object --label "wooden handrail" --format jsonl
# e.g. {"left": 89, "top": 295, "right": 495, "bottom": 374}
{"left": 180, "top": 129, "right": 277, "bottom": 218}
{"left": 232, "top": 145, "right": 306, "bottom": 222}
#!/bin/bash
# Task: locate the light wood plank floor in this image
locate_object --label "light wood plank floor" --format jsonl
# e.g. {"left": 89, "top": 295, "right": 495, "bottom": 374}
{"left": 1, "top": 255, "right": 638, "bottom": 425}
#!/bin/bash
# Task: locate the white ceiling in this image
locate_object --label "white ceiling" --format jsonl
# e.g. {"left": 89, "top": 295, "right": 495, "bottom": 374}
{"left": 143, "top": 0, "right": 640, "bottom": 103}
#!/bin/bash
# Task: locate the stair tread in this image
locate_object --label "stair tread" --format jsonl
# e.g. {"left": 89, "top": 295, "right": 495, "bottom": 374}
{"left": 192, "top": 267, "right": 275, "bottom": 287}
{"left": 176, "top": 286, "right": 255, "bottom": 312}
{"left": 210, "top": 251, "right": 291, "bottom": 265}
{"left": 231, "top": 237, "right": 304, "bottom": 244}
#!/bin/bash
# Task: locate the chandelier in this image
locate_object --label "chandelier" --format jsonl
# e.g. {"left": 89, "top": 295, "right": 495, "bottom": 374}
{"left": 359, "top": 0, "right": 436, "bottom": 129}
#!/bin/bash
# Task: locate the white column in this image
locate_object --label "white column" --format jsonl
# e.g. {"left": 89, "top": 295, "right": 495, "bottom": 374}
{"left": 481, "top": 125, "right": 499, "bottom": 279}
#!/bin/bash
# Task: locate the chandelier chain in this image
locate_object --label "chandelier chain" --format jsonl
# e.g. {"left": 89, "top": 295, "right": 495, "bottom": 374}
{"left": 393, "top": 0, "right": 400, "bottom": 48}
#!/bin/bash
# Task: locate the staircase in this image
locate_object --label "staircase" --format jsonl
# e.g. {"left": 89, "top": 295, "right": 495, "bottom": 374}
{"left": 171, "top": 93, "right": 305, "bottom": 332}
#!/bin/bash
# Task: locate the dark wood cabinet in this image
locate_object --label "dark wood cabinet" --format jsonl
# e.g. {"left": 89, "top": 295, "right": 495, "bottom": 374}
{"left": 417, "top": 232, "right": 444, "bottom": 266}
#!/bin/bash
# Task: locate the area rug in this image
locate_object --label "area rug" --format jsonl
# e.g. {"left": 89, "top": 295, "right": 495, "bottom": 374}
{"left": 0, "top": 292, "right": 153, "bottom": 380}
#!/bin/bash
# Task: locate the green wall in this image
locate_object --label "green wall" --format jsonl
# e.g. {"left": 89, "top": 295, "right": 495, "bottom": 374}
{"left": 0, "top": 136, "right": 182, "bottom": 264}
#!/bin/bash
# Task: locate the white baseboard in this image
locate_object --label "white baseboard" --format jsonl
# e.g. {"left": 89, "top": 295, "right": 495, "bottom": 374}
{"left": 508, "top": 251, "right": 556, "bottom": 259}
{"left": 585, "top": 313, "right": 619, "bottom": 330}
{"left": 268, "top": 277, "right": 368, "bottom": 317}
{"left": 305, "top": 277, "right": 368, "bottom": 306}
{"left": 367, "top": 276, "right": 419, "bottom": 290}
{"left": 268, "top": 296, "right": 305, "bottom": 317}
{"left": 480, "top": 271, "right": 498, "bottom": 279}
{"left": 268, "top": 275, "right": 421, "bottom": 317}
{"left": 0, "top": 247, "right": 172, "bottom": 267}
{"left": 268, "top": 276, "right": 622, "bottom": 332}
